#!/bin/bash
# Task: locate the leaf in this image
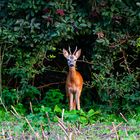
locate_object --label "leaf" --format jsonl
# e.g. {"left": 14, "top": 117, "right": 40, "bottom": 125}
{"left": 96, "top": 38, "right": 105, "bottom": 43}
{"left": 87, "top": 22, "right": 91, "bottom": 27}
{"left": 50, "top": 32, "right": 58, "bottom": 37}
{"left": 87, "top": 109, "right": 95, "bottom": 117}
{"left": 136, "top": 38, "right": 140, "bottom": 47}
{"left": 42, "top": 15, "right": 49, "bottom": 19}
{"left": 79, "top": 23, "right": 87, "bottom": 27}
{"left": 93, "top": 111, "right": 101, "bottom": 115}
{"left": 79, "top": 116, "right": 88, "bottom": 124}
{"left": 54, "top": 105, "right": 62, "bottom": 113}
{"left": 48, "top": 2, "right": 55, "bottom": 6}
{"left": 79, "top": 109, "right": 86, "bottom": 117}
{"left": 64, "top": 111, "right": 79, "bottom": 121}
{"left": 41, "top": 106, "right": 52, "bottom": 113}
{"left": 34, "top": 23, "right": 40, "bottom": 29}
{"left": 14, "top": 27, "right": 20, "bottom": 31}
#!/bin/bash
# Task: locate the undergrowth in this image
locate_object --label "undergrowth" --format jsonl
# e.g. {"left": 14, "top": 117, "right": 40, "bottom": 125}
{"left": 0, "top": 105, "right": 140, "bottom": 140}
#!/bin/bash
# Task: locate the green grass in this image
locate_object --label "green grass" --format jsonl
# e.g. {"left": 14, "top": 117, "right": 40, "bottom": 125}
{"left": 0, "top": 106, "right": 140, "bottom": 140}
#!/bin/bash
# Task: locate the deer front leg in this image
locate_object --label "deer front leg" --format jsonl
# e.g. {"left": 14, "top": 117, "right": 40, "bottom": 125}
{"left": 73, "top": 99, "right": 76, "bottom": 110}
{"left": 69, "top": 93, "right": 74, "bottom": 110}
{"left": 75, "top": 92, "right": 81, "bottom": 110}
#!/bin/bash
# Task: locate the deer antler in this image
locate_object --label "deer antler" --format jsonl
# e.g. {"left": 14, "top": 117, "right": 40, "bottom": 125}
{"left": 73, "top": 46, "right": 77, "bottom": 54}
{"left": 68, "top": 46, "right": 72, "bottom": 55}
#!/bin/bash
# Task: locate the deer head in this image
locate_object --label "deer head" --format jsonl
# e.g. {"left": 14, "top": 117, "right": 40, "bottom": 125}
{"left": 63, "top": 46, "right": 81, "bottom": 67}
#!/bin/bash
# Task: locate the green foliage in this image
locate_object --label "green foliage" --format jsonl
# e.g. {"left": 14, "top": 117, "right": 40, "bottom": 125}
{"left": 52, "top": 106, "right": 101, "bottom": 124}
{"left": 89, "top": 0, "right": 140, "bottom": 112}
{"left": 136, "top": 37, "right": 140, "bottom": 52}
{"left": 41, "top": 89, "right": 64, "bottom": 108}
{"left": 2, "top": 86, "right": 40, "bottom": 107}
{"left": 78, "top": 109, "right": 101, "bottom": 124}
{"left": 2, "top": 88, "right": 19, "bottom": 105}
{"left": 13, "top": 103, "right": 27, "bottom": 115}
{"left": 21, "top": 85, "right": 40, "bottom": 99}
{"left": 92, "top": 72, "right": 140, "bottom": 112}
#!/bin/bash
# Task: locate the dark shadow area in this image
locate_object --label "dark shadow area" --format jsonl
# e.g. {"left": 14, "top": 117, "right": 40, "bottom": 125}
{"left": 34, "top": 34, "right": 99, "bottom": 108}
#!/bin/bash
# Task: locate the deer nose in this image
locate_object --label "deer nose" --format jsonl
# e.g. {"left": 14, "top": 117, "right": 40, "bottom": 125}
{"left": 69, "top": 64, "right": 74, "bottom": 67}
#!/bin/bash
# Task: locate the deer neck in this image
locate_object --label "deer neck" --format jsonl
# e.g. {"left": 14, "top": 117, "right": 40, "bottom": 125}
{"left": 69, "top": 67, "right": 76, "bottom": 81}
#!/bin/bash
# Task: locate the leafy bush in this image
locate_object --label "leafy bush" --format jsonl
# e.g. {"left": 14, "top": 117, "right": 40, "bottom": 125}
{"left": 2, "top": 88, "right": 19, "bottom": 106}
{"left": 41, "top": 89, "right": 64, "bottom": 108}
{"left": 88, "top": 0, "right": 140, "bottom": 112}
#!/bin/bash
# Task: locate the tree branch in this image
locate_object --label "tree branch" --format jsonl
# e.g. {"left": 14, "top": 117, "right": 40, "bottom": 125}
{"left": 37, "top": 81, "right": 65, "bottom": 89}
{"left": 120, "top": 48, "right": 131, "bottom": 74}
{"left": 77, "top": 60, "right": 94, "bottom": 65}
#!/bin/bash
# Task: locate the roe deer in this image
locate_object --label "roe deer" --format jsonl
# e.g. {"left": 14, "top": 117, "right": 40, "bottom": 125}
{"left": 63, "top": 46, "right": 83, "bottom": 110}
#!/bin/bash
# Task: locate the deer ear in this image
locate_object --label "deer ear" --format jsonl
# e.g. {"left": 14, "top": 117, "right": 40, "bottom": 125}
{"left": 63, "top": 48, "right": 69, "bottom": 58}
{"left": 75, "top": 49, "right": 81, "bottom": 59}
